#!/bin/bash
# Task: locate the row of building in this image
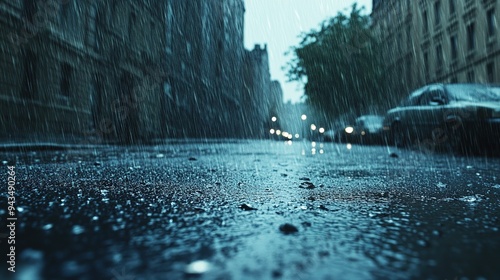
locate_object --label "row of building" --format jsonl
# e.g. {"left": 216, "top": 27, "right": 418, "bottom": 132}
{"left": 372, "top": 0, "right": 500, "bottom": 104}
{"left": 0, "top": 0, "right": 282, "bottom": 143}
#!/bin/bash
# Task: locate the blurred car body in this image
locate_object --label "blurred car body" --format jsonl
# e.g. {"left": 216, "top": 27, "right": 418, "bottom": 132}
{"left": 352, "top": 115, "right": 384, "bottom": 145}
{"left": 383, "top": 83, "right": 500, "bottom": 154}
{"left": 333, "top": 115, "right": 384, "bottom": 144}
{"left": 322, "top": 129, "right": 336, "bottom": 142}
{"left": 323, "top": 126, "right": 352, "bottom": 143}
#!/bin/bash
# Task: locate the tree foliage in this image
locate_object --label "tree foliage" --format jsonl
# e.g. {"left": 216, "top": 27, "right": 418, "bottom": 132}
{"left": 286, "top": 4, "right": 387, "bottom": 121}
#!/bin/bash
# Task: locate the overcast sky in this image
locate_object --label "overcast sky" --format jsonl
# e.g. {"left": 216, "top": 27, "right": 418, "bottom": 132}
{"left": 244, "top": 0, "right": 373, "bottom": 104}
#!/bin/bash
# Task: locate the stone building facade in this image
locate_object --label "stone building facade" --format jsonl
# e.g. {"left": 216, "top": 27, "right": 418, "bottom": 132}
{"left": 372, "top": 0, "right": 500, "bottom": 104}
{"left": 164, "top": 0, "right": 272, "bottom": 139}
{"left": 164, "top": 0, "right": 248, "bottom": 138}
{"left": 0, "top": 0, "right": 166, "bottom": 143}
{"left": 1, "top": 0, "right": 93, "bottom": 142}
{"left": 0, "top": 0, "right": 275, "bottom": 142}
{"left": 243, "top": 44, "right": 272, "bottom": 138}
{"left": 269, "top": 80, "right": 284, "bottom": 121}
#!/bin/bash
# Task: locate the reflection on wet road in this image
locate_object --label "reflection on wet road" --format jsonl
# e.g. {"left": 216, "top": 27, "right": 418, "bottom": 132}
{"left": 1, "top": 140, "right": 499, "bottom": 279}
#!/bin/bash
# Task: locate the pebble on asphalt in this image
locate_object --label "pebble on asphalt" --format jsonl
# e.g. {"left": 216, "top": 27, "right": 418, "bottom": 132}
{"left": 279, "top": 223, "right": 299, "bottom": 234}
{"left": 299, "top": 182, "right": 315, "bottom": 189}
{"left": 240, "top": 203, "right": 257, "bottom": 211}
{"left": 185, "top": 260, "right": 211, "bottom": 275}
{"left": 319, "top": 205, "right": 329, "bottom": 211}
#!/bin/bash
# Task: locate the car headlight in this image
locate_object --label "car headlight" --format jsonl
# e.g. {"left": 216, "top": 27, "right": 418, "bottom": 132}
{"left": 345, "top": 126, "right": 354, "bottom": 134}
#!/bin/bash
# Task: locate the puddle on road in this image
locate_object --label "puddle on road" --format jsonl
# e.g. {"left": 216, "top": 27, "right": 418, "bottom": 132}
{"left": 3, "top": 141, "right": 500, "bottom": 279}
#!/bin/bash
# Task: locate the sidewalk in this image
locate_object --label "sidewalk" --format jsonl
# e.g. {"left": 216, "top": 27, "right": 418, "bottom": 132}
{"left": 0, "top": 136, "right": 251, "bottom": 152}
{"left": 0, "top": 135, "right": 104, "bottom": 152}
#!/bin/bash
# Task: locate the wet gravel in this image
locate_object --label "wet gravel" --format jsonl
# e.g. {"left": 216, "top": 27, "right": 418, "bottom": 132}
{"left": 1, "top": 140, "right": 500, "bottom": 279}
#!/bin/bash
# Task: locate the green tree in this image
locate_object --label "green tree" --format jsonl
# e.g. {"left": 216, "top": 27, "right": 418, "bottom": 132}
{"left": 286, "top": 4, "right": 387, "bottom": 121}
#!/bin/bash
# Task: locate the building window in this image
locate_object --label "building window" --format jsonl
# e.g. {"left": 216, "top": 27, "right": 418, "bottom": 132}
{"left": 467, "top": 70, "right": 475, "bottom": 82}
{"left": 397, "top": 32, "right": 402, "bottom": 52}
{"left": 449, "top": 0, "right": 455, "bottom": 15}
{"left": 23, "top": 0, "right": 37, "bottom": 23}
{"left": 91, "top": 74, "right": 103, "bottom": 128}
{"left": 21, "top": 51, "right": 37, "bottom": 99}
{"left": 87, "top": 4, "right": 99, "bottom": 50}
{"left": 487, "top": 8, "right": 496, "bottom": 38}
{"left": 487, "top": 62, "right": 495, "bottom": 83}
{"left": 406, "top": 25, "right": 412, "bottom": 48}
{"left": 423, "top": 10, "right": 429, "bottom": 34}
{"left": 467, "top": 23, "right": 475, "bottom": 51}
{"left": 450, "top": 34, "right": 458, "bottom": 61}
{"left": 59, "top": 0, "right": 79, "bottom": 36}
{"left": 406, "top": 58, "right": 413, "bottom": 87}
{"left": 424, "top": 51, "right": 429, "bottom": 81}
{"left": 387, "top": 39, "right": 394, "bottom": 62}
{"left": 436, "top": 43, "right": 443, "bottom": 72}
{"left": 60, "top": 63, "right": 73, "bottom": 97}
{"left": 60, "top": 1, "right": 70, "bottom": 23}
{"left": 434, "top": 0, "right": 441, "bottom": 26}
{"left": 165, "top": 3, "right": 173, "bottom": 54}
{"left": 128, "top": 12, "right": 136, "bottom": 39}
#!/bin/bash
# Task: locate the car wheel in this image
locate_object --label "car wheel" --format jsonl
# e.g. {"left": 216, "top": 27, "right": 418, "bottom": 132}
{"left": 392, "top": 123, "right": 407, "bottom": 148}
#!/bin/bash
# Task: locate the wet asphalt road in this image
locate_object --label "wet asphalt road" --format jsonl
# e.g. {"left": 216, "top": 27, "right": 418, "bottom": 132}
{"left": 1, "top": 140, "right": 500, "bottom": 280}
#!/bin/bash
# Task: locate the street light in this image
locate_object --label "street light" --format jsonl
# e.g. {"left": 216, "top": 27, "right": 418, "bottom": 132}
{"left": 301, "top": 114, "right": 307, "bottom": 141}
{"left": 271, "top": 116, "right": 277, "bottom": 122}
{"left": 310, "top": 124, "right": 317, "bottom": 131}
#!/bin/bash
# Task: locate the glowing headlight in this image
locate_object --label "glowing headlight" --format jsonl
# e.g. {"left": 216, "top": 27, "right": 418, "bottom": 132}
{"left": 345, "top": 126, "right": 354, "bottom": 134}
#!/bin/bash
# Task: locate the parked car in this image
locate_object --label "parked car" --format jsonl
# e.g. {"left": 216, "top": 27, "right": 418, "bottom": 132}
{"left": 352, "top": 115, "right": 385, "bottom": 145}
{"left": 322, "top": 129, "right": 336, "bottom": 142}
{"left": 323, "top": 122, "right": 350, "bottom": 143}
{"left": 334, "top": 115, "right": 384, "bottom": 144}
{"left": 334, "top": 124, "right": 353, "bottom": 143}
{"left": 383, "top": 83, "right": 500, "bottom": 154}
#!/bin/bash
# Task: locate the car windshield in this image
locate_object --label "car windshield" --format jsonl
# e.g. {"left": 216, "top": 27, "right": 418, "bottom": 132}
{"left": 356, "top": 116, "right": 383, "bottom": 129}
{"left": 447, "top": 84, "right": 500, "bottom": 102}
